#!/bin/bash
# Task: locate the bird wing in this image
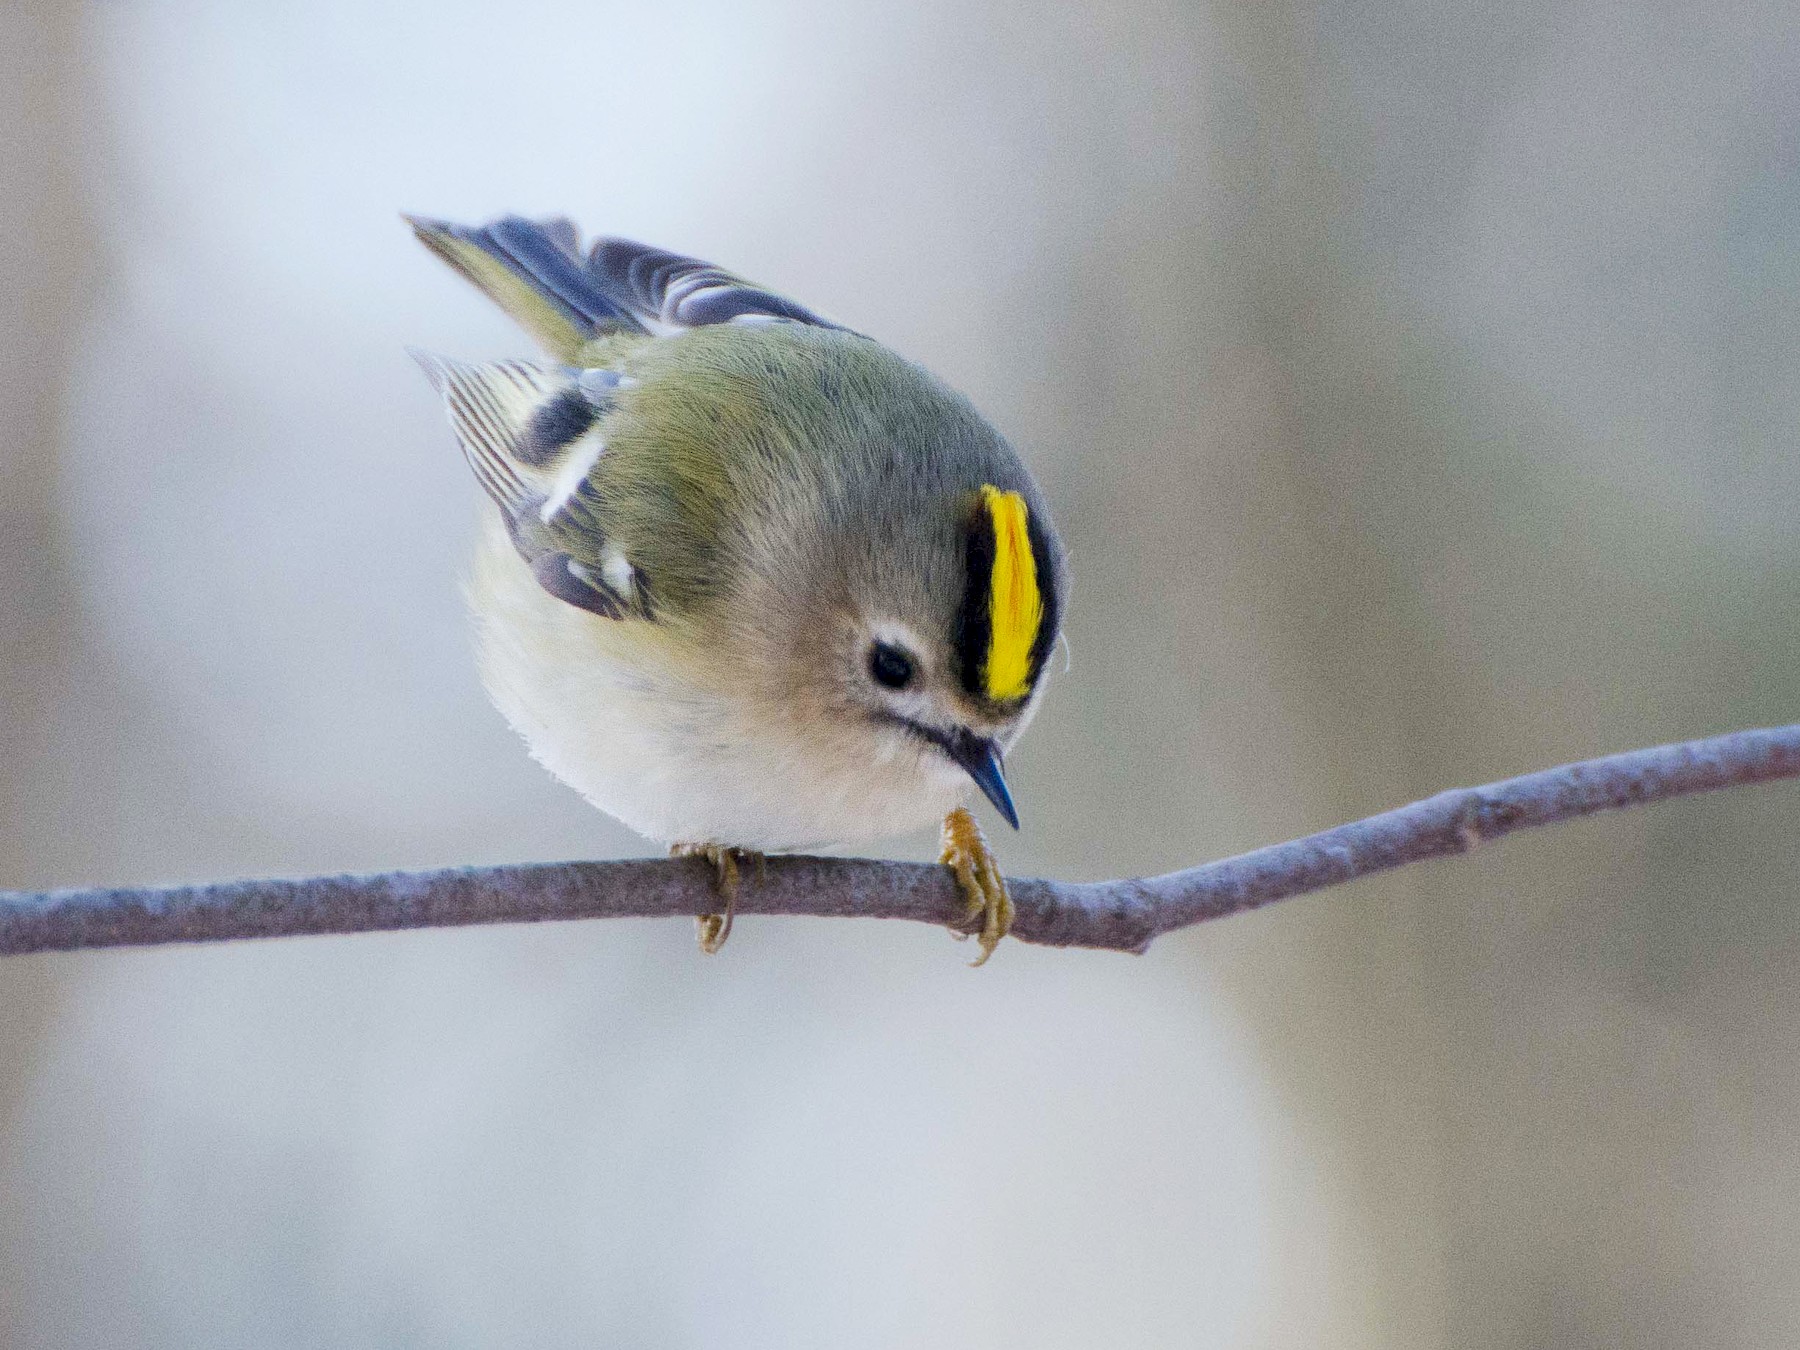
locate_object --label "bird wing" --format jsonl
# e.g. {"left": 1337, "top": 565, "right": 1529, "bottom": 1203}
{"left": 411, "top": 351, "right": 642, "bottom": 620}
{"left": 410, "top": 214, "right": 844, "bottom": 353}
{"left": 585, "top": 238, "right": 844, "bottom": 333}
{"left": 407, "top": 215, "right": 650, "bottom": 361}
{"left": 408, "top": 215, "right": 841, "bottom": 617}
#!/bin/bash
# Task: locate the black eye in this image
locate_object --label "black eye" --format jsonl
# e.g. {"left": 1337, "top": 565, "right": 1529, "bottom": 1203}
{"left": 868, "top": 641, "right": 916, "bottom": 690}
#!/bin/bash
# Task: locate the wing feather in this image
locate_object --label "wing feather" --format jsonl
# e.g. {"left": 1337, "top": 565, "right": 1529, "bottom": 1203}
{"left": 411, "top": 213, "right": 843, "bottom": 341}
{"left": 407, "top": 215, "right": 648, "bottom": 359}
{"left": 410, "top": 351, "right": 641, "bottom": 620}
{"left": 586, "top": 238, "right": 843, "bottom": 333}
{"left": 411, "top": 352, "right": 555, "bottom": 517}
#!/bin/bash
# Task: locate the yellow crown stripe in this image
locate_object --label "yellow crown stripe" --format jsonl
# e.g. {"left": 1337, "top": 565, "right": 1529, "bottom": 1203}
{"left": 980, "top": 485, "right": 1043, "bottom": 702}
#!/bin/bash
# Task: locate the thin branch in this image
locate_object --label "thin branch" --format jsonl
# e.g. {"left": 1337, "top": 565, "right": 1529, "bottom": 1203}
{"left": 4, "top": 723, "right": 1798, "bottom": 958}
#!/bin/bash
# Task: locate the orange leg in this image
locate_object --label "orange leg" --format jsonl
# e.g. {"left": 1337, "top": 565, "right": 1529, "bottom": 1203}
{"left": 939, "top": 807, "right": 1014, "bottom": 966}
{"left": 670, "top": 843, "right": 764, "bottom": 953}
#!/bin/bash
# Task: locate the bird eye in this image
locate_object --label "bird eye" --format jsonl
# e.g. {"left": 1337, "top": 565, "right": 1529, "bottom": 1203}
{"left": 868, "top": 641, "right": 916, "bottom": 690}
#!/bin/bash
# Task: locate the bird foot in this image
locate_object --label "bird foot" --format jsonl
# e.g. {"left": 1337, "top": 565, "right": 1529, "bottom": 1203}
{"left": 670, "top": 843, "right": 764, "bottom": 953}
{"left": 940, "top": 807, "right": 1013, "bottom": 966}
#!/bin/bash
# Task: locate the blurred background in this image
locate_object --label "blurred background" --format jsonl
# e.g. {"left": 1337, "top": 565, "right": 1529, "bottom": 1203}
{"left": 3, "top": 0, "right": 1800, "bottom": 1344}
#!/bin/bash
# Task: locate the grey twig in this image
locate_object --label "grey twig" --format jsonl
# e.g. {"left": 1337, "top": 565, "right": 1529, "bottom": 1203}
{"left": 4, "top": 723, "right": 1798, "bottom": 958}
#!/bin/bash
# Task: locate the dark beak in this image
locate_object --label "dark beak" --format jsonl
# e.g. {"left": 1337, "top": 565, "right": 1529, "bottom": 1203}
{"left": 943, "top": 730, "right": 1020, "bottom": 830}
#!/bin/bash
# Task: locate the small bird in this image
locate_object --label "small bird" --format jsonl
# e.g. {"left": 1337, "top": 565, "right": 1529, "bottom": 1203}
{"left": 408, "top": 215, "right": 1065, "bottom": 961}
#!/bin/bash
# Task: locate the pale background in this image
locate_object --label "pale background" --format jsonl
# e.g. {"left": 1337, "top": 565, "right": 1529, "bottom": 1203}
{"left": 4, "top": 0, "right": 1800, "bottom": 1345}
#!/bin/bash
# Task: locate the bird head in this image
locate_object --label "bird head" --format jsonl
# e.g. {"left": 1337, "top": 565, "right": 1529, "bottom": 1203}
{"left": 728, "top": 419, "right": 1066, "bottom": 834}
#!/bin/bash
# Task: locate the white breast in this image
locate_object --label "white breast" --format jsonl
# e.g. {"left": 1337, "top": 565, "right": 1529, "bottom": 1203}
{"left": 466, "top": 515, "right": 965, "bottom": 850}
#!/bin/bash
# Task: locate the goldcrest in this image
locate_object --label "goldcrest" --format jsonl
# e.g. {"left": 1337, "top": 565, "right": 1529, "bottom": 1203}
{"left": 409, "top": 215, "right": 1066, "bottom": 958}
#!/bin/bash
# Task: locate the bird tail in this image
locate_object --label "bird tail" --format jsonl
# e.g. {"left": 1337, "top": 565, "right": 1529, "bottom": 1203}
{"left": 406, "top": 214, "right": 648, "bottom": 361}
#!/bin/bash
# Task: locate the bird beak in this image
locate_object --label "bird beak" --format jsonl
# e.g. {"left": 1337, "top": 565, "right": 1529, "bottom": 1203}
{"left": 946, "top": 730, "right": 1020, "bottom": 829}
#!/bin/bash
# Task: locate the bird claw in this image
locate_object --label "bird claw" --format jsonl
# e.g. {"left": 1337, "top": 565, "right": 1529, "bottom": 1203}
{"left": 939, "top": 807, "right": 1013, "bottom": 966}
{"left": 670, "top": 843, "right": 763, "bottom": 953}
